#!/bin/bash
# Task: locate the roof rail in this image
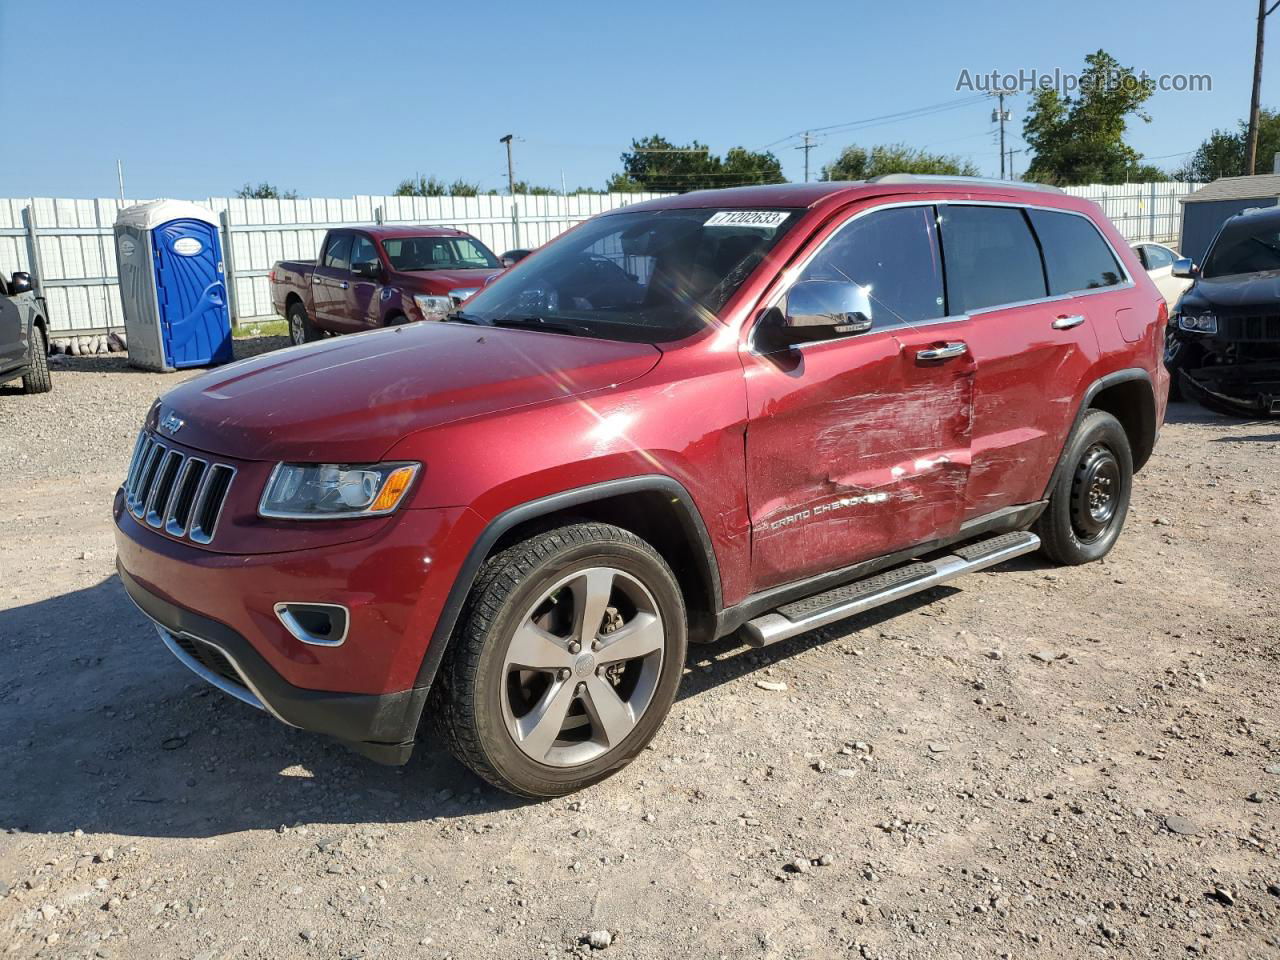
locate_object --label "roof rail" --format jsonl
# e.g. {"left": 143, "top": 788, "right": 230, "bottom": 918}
{"left": 866, "top": 174, "right": 1064, "bottom": 194}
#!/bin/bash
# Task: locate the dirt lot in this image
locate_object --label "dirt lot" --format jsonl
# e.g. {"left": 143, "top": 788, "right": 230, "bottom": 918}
{"left": 1, "top": 344, "right": 1277, "bottom": 960}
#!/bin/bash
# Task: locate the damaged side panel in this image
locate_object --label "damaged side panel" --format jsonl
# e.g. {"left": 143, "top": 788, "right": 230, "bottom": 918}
{"left": 742, "top": 325, "right": 974, "bottom": 590}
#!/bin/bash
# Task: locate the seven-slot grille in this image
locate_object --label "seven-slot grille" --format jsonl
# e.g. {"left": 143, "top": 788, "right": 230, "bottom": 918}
{"left": 124, "top": 430, "right": 236, "bottom": 544}
{"left": 1218, "top": 314, "right": 1280, "bottom": 342}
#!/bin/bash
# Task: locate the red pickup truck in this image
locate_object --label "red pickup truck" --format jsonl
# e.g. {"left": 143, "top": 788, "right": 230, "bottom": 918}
{"left": 117, "top": 177, "right": 1168, "bottom": 798}
{"left": 270, "top": 225, "right": 503, "bottom": 345}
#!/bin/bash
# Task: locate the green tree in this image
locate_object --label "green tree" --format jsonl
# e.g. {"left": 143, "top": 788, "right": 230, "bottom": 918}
{"left": 236, "top": 182, "right": 298, "bottom": 199}
{"left": 607, "top": 135, "right": 785, "bottom": 193}
{"left": 1023, "top": 50, "right": 1156, "bottom": 184}
{"left": 394, "top": 175, "right": 481, "bottom": 197}
{"left": 1176, "top": 109, "right": 1280, "bottom": 181}
{"left": 819, "top": 143, "right": 979, "bottom": 180}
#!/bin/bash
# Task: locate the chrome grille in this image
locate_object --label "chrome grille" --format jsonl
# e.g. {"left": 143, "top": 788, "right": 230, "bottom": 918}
{"left": 124, "top": 430, "right": 236, "bottom": 544}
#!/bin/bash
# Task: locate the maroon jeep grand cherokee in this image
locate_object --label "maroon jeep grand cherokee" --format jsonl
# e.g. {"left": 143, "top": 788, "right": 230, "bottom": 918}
{"left": 116, "top": 177, "right": 1168, "bottom": 797}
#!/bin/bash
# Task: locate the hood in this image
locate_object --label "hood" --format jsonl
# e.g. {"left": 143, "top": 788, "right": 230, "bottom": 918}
{"left": 157, "top": 323, "right": 661, "bottom": 462}
{"left": 1183, "top": 271, "right": 1280, "bottom": 312}
{"left": 391, "top": 266, "right": 500, "bottom": 294}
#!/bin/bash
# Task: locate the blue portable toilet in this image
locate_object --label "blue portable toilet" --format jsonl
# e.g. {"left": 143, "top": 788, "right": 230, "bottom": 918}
{"left": 114, "top": 200, "right": 234, "bottom": 372}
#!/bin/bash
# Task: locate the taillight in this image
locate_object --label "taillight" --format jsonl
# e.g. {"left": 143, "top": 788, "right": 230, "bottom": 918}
{"left": 1157, "top": 301, "right": 1169, "bottom": 326}
{"left": 268, "top": 269, "right": 276, "bottom": 283}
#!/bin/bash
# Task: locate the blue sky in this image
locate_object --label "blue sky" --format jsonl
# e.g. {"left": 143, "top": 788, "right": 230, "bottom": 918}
{"left": 0, "top": 0, "right": 1266, "bottom": 198}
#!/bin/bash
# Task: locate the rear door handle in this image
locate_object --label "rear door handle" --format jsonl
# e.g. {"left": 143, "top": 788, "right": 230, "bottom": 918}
{"left": 1052, "top": 314, "right": 1086, "bottom": 330}
{"left": 916, "top": 341, "right": 968, "bottom": 361}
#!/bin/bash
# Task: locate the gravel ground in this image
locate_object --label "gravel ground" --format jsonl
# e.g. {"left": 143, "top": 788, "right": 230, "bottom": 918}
{"left": 1, "top": 345, "right": 1278, "bottom": 960}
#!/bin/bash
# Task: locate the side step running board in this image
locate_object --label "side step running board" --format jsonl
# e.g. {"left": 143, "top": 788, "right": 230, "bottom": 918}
{"left": 741, "top": 531, "right": 1040, "bottom": 647}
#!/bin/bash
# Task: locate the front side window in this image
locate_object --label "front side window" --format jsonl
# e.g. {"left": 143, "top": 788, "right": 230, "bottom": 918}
{"left": 939, "top": 206, "right": 1047, "bottom": 313}
{"left": 350, "top": 234, "right": 378, "bottom": 269}
{"left": 1028, "top": 209, "right": 1124, "bottom": 294}
{"left": 322, "top": 233, "right": 352, "bottom": 271}
{"left": 793, "top": 205, "right": 945, "bottom": 328}
{"left": 382, "top": 236, "right": 499, "bottom": 271}
{"left": 455, "top": 207, "right": 800, "bottom": 342}
{"left": 1143, "top": 244, "right": 1175, "bottom": 270}
{"left": 1202, "top": 217, "right": 1280, "bottom": 277}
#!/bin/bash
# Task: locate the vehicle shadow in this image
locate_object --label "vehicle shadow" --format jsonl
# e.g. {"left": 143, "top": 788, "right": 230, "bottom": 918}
{"left": 0, "top": 578, "right": 527, "bottom": 839}
{"left": 0, "top": 559, "right": 1017, "bottom": 838}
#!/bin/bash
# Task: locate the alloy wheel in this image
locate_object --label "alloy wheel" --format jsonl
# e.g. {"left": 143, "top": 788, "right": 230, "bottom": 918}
{"left": 500, "top": 566, "right": 665, "bottom": 767}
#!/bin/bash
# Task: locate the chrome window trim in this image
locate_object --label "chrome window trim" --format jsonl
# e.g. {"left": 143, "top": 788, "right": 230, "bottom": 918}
{"left": 273, "top": 602, "right": 350, "bottom": 647}
{"left": 744, "top": 197, "right": 1134, "bottom": 356}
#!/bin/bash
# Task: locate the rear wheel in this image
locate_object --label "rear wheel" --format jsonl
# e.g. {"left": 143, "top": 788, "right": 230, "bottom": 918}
{"left": 21, "top": 325, "right": 52, "bottom": 394}
{"left": 1035, "top": 409, "right": 1132, "bottom": 565}
{"left": 433, "top": 523, "right": 686, "bottom": 798}
{"left": 287, "top": 300, "right": 318, "bottom": 346}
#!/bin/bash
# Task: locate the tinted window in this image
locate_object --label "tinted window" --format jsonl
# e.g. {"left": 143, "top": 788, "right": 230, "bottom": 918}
{"left": 796, "top": 205, "right": 945, "bottom": 327}
{"left": 350, "top": 234, "right": 377, "bottom": 268}
{"left": 1202, "top": 216, "right": 1280, "bottom": 277}
{"left": 1144, "top": 245, "right": 1174, "bottom": 270}
{"left": 381, "top": 235, "right": 499, "bottom": 270}
{"left": 322, "top": 233, "right": 352, "bottom": 271}
{"left": 1028, "top": 209, "right": 1124, "bottom": 293}
{"left": 939, "top": 206, "right": 1046, "bottom": 313}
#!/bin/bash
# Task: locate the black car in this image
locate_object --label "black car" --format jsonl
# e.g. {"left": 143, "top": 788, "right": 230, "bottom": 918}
{"left": 0, "top": 272, "right": 52, "bottom": 394}
{"left": 1166, "top": 206, "right": 1280, "bottom": 416}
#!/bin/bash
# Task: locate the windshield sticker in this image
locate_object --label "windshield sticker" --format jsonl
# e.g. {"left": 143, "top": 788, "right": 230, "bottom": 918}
{"left": 704, "top": 210, "right": 790, "bottom": 229}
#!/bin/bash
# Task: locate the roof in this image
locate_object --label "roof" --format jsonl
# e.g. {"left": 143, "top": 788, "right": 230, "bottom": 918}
{"left": 115, "top": 199, "right": 219, "bottom": 230}
{"left": 1181, "top": 175, "right": 1280, "bottom": 204}
{"left": 332, "top": 224, "right": 473, "bottom": 238}
{"left": 608, "top": 177, "right": 1079, "bottom": 216}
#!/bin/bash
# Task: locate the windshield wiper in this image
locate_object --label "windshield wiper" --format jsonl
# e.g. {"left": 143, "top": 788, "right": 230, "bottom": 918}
{"left": 445, "top": 310, "right": 482, "bottom": 324}
{"left": 492, "top": 315, "right": 595, "bottom": 337}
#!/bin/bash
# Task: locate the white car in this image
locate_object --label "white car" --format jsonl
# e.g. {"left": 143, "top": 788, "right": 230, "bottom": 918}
{"left": 1132, "top": 242, "right": 1192, "bottom": 310}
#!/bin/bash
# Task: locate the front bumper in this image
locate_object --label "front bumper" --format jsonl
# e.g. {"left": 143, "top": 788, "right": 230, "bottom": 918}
{"left": 119, "top": 562, "right": 427, "bottom": 763}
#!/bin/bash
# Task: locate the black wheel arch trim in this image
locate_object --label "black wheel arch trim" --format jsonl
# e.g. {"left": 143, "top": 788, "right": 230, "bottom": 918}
{"left": 411, "top": 475, "right": 722, "bottom": 692}
{"left": 1043, "top": 367, "right": 1155, "bottom": 500}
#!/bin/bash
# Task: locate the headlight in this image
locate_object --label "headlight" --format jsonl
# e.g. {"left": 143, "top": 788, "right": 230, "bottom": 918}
{"left": 413, "top": 294, "right": 452, "bottom": 321}
{"left": 259, "top": 462, "right": 420, "bottom": 519}
{"left": 1178, "top": 313, "right": 1217, "bottom": 334}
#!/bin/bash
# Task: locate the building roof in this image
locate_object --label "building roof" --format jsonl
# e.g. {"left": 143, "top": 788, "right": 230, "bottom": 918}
{"left": 1181, "top": 175, "right": 1280, "bottom": 204}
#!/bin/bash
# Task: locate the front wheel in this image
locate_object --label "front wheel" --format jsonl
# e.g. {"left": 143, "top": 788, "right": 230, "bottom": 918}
{"left": 1035, "top": 409, "right": 1133, "bottom": 565}
{"left": 433, "top": 523, "right": 687, "bottom": 798}
{"left": 21, "top": 325, "right": 52, "bottom": 394}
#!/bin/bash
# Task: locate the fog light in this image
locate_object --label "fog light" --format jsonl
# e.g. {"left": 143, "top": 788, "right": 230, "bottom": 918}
{"left": 274, "top": 602, "right": 349, "bottom": 647}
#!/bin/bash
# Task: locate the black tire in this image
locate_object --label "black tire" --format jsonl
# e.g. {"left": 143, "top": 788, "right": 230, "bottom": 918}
{"left": 432, "top": 523, "right": 687, "bottom": 798}
{"left": 1162, "top": 338, "right": 1186, "bottom": 402}
{"left": 287, "top": 300, "right": 319, "bottom": 346}
{"left": 20, "top": 325, "right": 52, "bottom": 394}
{"left": 1035, "top": 409, "right": 1133, "bottom": 565}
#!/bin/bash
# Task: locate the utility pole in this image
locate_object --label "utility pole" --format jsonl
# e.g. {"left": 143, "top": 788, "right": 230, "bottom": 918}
{"left": 1246, "top": 0, "right": 1280, "bottom": 175}
{"left": 116, "top": 159, "right": 125, "bottom": 203}
{"left": 992, "top": 94, "right": 1011, "bottom": 179}
{"left": 795, "top": 132, "right": 816, "bottom": 182}
{"left": 500, "top": 134, "right": 518, "bottom": 246}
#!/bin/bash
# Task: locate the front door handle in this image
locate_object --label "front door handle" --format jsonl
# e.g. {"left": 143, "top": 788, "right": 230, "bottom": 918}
{"left": 1052, "top": 314, "right": 1086, "bottom": 330}
{"left": 916, "top": 341, "right": 968, "bottom": 361}
{"left": 339, "top": 281, "right": 349, "bottom": 290}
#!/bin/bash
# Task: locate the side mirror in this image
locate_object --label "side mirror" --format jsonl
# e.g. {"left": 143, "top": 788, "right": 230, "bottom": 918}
{"left": 9, "top": 271, "right": 33, "bottom": 294}
{"left": 353, "top": 261, "right": 381, "bottom": 280}
{"left": 772, "top": 280, "right": 873, "bottom": 348}
{"left": 1171, "top": 257, "right": 1197, "bottom": 279}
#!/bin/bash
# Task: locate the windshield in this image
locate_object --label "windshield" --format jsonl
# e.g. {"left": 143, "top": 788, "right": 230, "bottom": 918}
{"left": 1203, "top": 218, "right": 1280, "bottom": 278}
{"left": 453, "top": 207, "right": 801, "bottom": 342}
{"left": 382, "top": 235, "right": 499, "bottom": 271}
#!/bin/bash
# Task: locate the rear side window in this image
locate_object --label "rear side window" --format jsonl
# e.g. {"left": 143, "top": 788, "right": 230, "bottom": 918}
{"left": 938, "top": 206, "right": 1046, "bottom": 313}
{"left": 322, "top": 233, "right": 352, "bottom": 271}
{"left": 1028, "top": 209, "right": 1125, "bottom": 293}
{"left": 797, "top": 205, "right": 945, "bottom": 327}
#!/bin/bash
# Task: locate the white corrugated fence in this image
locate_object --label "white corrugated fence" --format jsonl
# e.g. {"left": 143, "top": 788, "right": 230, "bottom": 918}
{"left": 0, "top": 182, "right": 1200, "bottom": 335}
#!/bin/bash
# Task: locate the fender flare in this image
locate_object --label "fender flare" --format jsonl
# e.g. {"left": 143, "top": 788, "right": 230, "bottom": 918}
{"left": 1043, "top": 367, "right": 1155, "bottom": 499}
{"left": 412, "top": 475, "right": 721, "bottom": 690}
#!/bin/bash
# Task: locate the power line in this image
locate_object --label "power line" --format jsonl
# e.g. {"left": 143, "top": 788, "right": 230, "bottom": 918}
{"left": 762, "top": 94, "right": 989, "bottom": 150}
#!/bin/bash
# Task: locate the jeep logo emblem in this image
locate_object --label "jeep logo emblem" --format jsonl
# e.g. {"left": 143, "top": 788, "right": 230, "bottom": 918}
{"left": 574, "top": 653, "right": 597, "bottom": 678}
{"left": 160, "top": 412, "right": 185, "bottom": 435}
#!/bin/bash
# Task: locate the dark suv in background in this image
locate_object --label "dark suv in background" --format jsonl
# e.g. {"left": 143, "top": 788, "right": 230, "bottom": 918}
{"left": 1166, "top": 205, "right": 1280, "bottom": 416}
{"left": 0, "top": 271, "right": 52, "bottom": 395}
